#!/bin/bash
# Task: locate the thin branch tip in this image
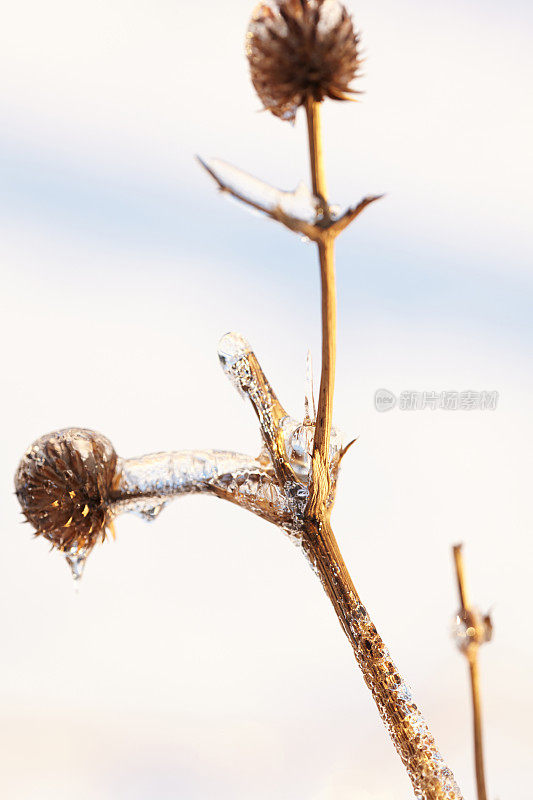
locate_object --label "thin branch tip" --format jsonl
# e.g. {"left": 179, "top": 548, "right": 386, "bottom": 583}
{"left": 339, "top": 437, "right": 358, "bottom": 462}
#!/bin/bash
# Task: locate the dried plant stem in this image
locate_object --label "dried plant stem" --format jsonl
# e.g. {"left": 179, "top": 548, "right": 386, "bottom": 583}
{"left": 303, "top": 518, "right": 460, "bottom": 799}
{"left": 197, "top": 90, "right": 461, "bottom": 800}
{"left": 307, "top": 234, "right": 336, "bottom": 514}
{"left": 453, "top": 544, "right": 470, "bottom": 609}
{"left": 453, "top": 545, "right": 488, "bottom": 800}
{"left": 305, "top": 97, "right": 336, "bottom": 515}
{"left": 468, "top": 658, "right": 487, "bottom": 800}
{"left": 301, "top": 98, "right": 461, "bottom": 799}
{"left": 305, "top": 95, "right": 328, "bottom": 202}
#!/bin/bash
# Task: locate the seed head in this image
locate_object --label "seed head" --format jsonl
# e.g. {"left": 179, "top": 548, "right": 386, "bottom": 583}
{"left": 246, "top": 0, "right": 361, "bottom": 121}
{"left": 15, "top": 428, "right": 118, "bottom": 554}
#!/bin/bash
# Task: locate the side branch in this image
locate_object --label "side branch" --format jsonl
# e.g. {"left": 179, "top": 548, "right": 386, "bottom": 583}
{"left": 197, "top": 155, "right": 319, "bottom": 241}
{"left": 217, "top": 333, "right": 298, "bottom": 488}
{"left": 197, "top": 156, "right": 381, "bottom": 243}
{"left": 300, "top": 97, "right": 461, "bottom": 798}
{"left": 329, "top": 194, "right": 384, "bottom": 236}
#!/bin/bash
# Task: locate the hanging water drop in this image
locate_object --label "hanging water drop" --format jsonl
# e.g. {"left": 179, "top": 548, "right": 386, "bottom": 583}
{"left": 64, "top": 550, "right": 87, "bottom": 582}
{"left": 138, "top": 501, "right": 167, "bottom": 522}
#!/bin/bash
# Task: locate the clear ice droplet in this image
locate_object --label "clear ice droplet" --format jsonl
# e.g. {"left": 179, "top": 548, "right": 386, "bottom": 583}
{"left": 138, "top": 501, "right": 166, "bottom": 521}
{"left": 217, "top": 332, "right": 253, "bottom": 398}
{"left": 65, "top": 551, "right": 87, "bottom": 582}
{"left": 218, "top": 332, "right": 251, "bottom": 367}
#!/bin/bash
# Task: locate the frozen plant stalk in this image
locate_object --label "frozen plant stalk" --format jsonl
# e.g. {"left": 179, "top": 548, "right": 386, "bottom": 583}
{"left": 14, "top": 1, "right": 463, "bottom": 798}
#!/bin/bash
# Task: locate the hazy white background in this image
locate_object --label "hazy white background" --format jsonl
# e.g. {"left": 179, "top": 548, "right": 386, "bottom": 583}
{"left": 1, "top": 0, "right": 532, "bottom": 797}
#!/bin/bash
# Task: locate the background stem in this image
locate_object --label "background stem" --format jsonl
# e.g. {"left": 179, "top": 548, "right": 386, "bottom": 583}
{"left": 453, "top": 544, "right": 489, "bottom": 800}
{"left": 468, "top": 657, "right": 488, "bottom": 800}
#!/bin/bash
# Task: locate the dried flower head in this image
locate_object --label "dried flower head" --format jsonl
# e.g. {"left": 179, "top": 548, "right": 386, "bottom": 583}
{"left": 15, "top": 428, "right": 118, "bottom": 554}
{"left": 246, "top": 0, "right": 361, "bottom": 121}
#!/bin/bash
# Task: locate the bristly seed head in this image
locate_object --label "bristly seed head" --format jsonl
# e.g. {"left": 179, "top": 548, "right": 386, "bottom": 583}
{"left": 246, "top": 0, "right": 361, "bottom": 122}
{"left": 15, "top": 428, "right": 119, "bottom": 554}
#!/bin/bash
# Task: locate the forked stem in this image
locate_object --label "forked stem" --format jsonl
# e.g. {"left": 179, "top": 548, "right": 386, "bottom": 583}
{"left": 302, "top": 97, "right": 461, "bottom": 798}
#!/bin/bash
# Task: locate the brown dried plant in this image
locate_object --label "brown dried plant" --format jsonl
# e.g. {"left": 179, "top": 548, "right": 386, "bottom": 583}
{"left": 14, "top": 2, "right": 496, "bottom": 798}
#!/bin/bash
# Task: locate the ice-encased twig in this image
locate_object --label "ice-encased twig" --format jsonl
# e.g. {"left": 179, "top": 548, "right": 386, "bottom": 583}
{"left": 215, "top": 334, "right": 461, "bottom": 796}
{"left": 110, "top": 334, "right": 342, "bottom": 532}
{"left": 218, "top": 332, "right": 299, "bottom": 489}
{"left": 199, "top": 157, "right": 319, "bottom": 221}
{"left": 111, "top": 449, "right": 292, "bottom": 528}
{"left": 14, "top": 330, "right": 460, "bottom": 798}
{"left": 198, "top": 156, "right": 383, "bottom": 241}
{"left": 301, "top": 520, "right": 463, "bottom": 800}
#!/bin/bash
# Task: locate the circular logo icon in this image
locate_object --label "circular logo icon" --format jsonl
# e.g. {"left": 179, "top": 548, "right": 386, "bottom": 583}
{"left": 374, "top": 388, "right": 396, "bottom": 412}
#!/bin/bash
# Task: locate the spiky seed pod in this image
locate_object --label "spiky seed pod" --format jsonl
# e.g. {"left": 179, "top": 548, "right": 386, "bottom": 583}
{"left": 246, "top": 0, "right": 361, "bottom": 121}
{"left": 15, "top": 428, "right": 119, "bottom": 554}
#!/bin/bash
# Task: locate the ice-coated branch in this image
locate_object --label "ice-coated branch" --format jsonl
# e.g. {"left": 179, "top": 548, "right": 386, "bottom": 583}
{"left": 14, "top": 0, "right": 467, "bottom": 795}
{"left": 14, "top": 334, "right": 463, "bottom": 798}
{"left": 14, "top": 336, "right": 344, "bottom": 571}
{"left": 198, "top": 156, "right": 320, "bottom": 239}
{"left": 198, "top": 157, "right": 380, "bottom": 242}
{"left": 217, "top": 332, "right": 298, "bottom": 489}
{"left": 303, "top": 516, "right": 462, "bottom": 799}
{"left": 14, "top": 426, "right": 294, "bottom": 581}
{"left": 112, "top": 449, "right": 291, "bottom": 529}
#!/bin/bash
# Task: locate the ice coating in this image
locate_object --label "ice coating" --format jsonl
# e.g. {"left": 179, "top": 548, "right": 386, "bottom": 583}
{"left": 451, "top": 608, "right": 493, "bottom": 654}
{"left": 215, "top": 334, "right": 462, "bottom": 797}
{"left": 13, "top": 332, "right": 463, "bottom": 796}
{"left": 111, "top": 449, "right": 291, "bottom": 528}
{"left": 198, "top": 157, "right": 352, "bottom": 234}
{"left": 300, "top": 534, "right": 464, "bottom": 800}
{"left": 201, "top": 159, "right": 322, "bottom": 223}
{"left": 218, "top": 332, "right": 253, "bottom": 398}
{"left": 218, "top": 331, "right": 251, "bottom": 364}
{"left": 14, "top": 335, "right": 343, "bottom": 577}
{"left": 217, "top": 333, "right": 343, "bottom": 510}
{"left": 343, "top": 599, "right": 462, "bottom": 798}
